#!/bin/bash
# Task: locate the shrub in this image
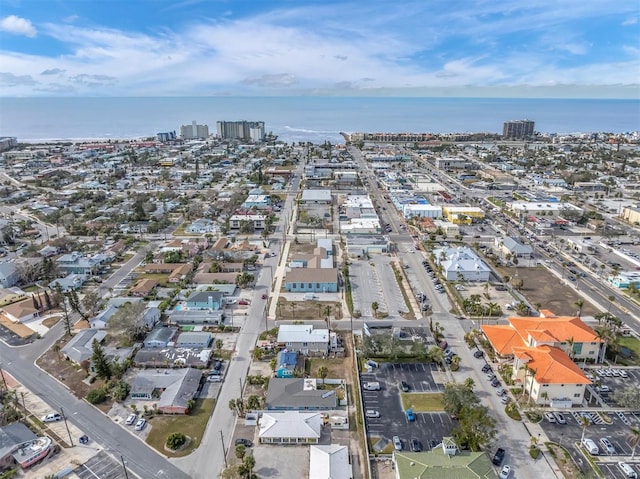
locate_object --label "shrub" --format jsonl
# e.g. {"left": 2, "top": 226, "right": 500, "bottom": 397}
{"left": 86, "top": 388, "right": 107, "bottom": 404}
{"left": 505, "top": 402, "right": 521, "bottom": 420}
{"left": 530, "top": 447, "right": 541, "bottom": 459}
{"left": 111, "top": 380, "right": 130, "bottom": 401}
{"left": 166, "top": 432, "right": 187, "bottom": 450}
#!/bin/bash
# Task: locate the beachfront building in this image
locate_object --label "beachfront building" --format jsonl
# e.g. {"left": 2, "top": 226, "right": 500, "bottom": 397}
{"left": 216, "top": 120, "right": 265, "bottom": 141}
{"left": 503, "top": 119, "right": 535, "bottom": 139}
{"left": 180, "top": 121, "right": 209, "bottom": 140}
{"left": 608, "top": 271, "right": 640, "bottom": 289}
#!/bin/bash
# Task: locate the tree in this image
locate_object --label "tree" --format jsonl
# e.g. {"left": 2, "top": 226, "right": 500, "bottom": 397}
{"left": 235, "top": 444, "right": 247, "bottom": 460}
{"left": 607, "top": 295, "right": 615, "bottom": 312}
{"left": 612, "top": 387, "right": 640, "bottom": 409}
{"left": 443, "top": 383, "right": 480, "bottom": 417}
{"left": 463, "top": 378, "right": 475, "bottom": 391}
{"left": 575, "top": 299, "right": 584, "bottom": 318}
{"left": 53, "top": 285, "right": 72, "bottom": 336}
{"left": 81, "top": 290, "right": 103, "bottom": 318}
{"left": 317, "top": 366, "right": 328, "bottom": 384}
{"left": 371, "top": 302, "right": 379, "bottom": 318}
{"left": 629, "top": 427, "right": 640, "bottom": 460}
{"left": 236, "top": 272, "right": 255, "bottom": 289}
{"left": 166, "top": 432, "right": 187, "bottom": 450}
{"left": 108, "top": 301, "right": 150, "bottom": 341}
{"left": 579, "top": 414, "right": 590, "bottom": 442}
{"left": 452, "top": 405, "right": 497, "bottom": 451}
{"left": 91, "top": 339, "right": 112, "bottom": 380}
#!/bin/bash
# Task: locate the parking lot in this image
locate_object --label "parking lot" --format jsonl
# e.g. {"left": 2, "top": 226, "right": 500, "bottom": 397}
{"left": 361, "top": 362, "right": 455, "bottom": 453}
{"left": 351, "top": 256, "right": 405, "bottom": 317}
{"left": 73, "top": 451, "right": 126, "bottom": 479}
{"left": 585, "top": 367, "right": 640, "bottom": 407}
{"left": 540, "top": 409, "right": 640, "bottom": 478}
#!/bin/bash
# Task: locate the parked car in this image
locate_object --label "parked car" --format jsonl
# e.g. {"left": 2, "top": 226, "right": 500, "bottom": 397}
{"left": 491, "top": 378, "right": 501, "bottom": 387}
{"left": 235, "top": 438, "right": 253, "bottom": 447}
{"left": 238, "top": 300, "right": 249, "bottom": 305}
{"left": 365, "top": 410, "right": 380, "bottom": 418}
{"left": 42, "top": 413, "right": 62, "bottom": 423}
{"left": 401, "top": 381, "right": 410, "bottom": 392}
{"left": 261, "top": 294, "right": 268, "bottom": 299}
{"left": 492, "top": 448, "right": 506, "bottom": 466}
{"left": 473, "top": 350, "right": 484, "bottom": 358}
{"left": 405, "top": 409, "right": 415, "bottom": 422}
{"left": 600, "top": 438, "right": 616, "bottom": 454}
{"left": 481, "top": 364, "right": 492, "bottom": 373}
{"left": 393, "top": 436, "right": 403, "bottom": 451}
{"left": 553, "top": 412, "right": 567, "bottom": 424}
{"left": 499, "top": 465, "right": 512, "bottom": 479}
{"left": 410, "top": 438, "right": 422, "bottom": 452}
{"left": 544, "top": 412, "right": 556, "bottom": 423}
{"left": 501, "top": 395, "right": 510, "bottom": 404}
{"left": 134, "top": 419, "right": 147, "bottom": 431}
{"left": 125, "top": 414, "right": 138, "bottom": 425}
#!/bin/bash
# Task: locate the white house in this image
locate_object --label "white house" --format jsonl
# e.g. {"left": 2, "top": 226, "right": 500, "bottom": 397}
{"left": 258, "top": 411, "right": 323, "bottom": 444}
{"left": 310, "top": 444, "right": 352, "bottom": 479}
{"left": 277, "top": 325, "right": 329, "bottom": 356}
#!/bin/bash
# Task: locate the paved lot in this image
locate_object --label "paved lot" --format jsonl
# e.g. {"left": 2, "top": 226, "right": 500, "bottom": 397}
{"left": 598, "top": 461, "right": 640, "bottom": 479}
{"left": 252, "top": 445, "right": 311, "bottom": 478}
{"left": 361, "top": 362, "right": 454, "bottom": 452}
{"left": 584, "top": 367, "right": 640, "bottom": 406}
{"left": 351, "top": 256, "right": 405, "bottom": 317}
{"left": 74, "top": 451, "right": 127, "bottom": 479}
{"left": 540, "top": 409, "right": 640, "bottom": 477}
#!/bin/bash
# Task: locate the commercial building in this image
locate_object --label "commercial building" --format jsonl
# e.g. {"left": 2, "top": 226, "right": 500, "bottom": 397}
{"left": 265, "top": 378, "right": 339, "bottom": 410}
{"left": 258, "top": 411, "right": 323, "bottom": 444}
{"left": 277, "top": 325, "right": 329, "bottom": 356}
{"left": 310, "top": 445, "right": 352, "bottom": 479}
{"left": 216, "top": 120, "right": 265, "bottom": 141}
{"left": 481, "top": 310, "right": 602, "bottom": 406}
{"left": 433, "top": 246, "right": 491, "bottom": 282}
{"left": 180, "top": 121, "right": 209, "bottom": 140}
{"left": 441, "top": 206, "right": 485, "bottom": 224}
{"left": 503, "top": 119, "right": 535, "bottom": 139}
{"left": 620, "top": 205, "right": 640, "bottom": 225}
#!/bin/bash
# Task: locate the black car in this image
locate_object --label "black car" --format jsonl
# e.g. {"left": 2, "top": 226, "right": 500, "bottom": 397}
{"left": 473, "top": 350, "right": 484, "bottom": 358}
{"left": 491, "top": 378, "right": 501, "bottom": 388}
{"left": 410, "top": 438, "right": 422, "bottom": 452}
{"left": 481, "top": 364, "right": 492, "bottom": 373}
{"left": 235, "top": 438, "right": 253, "bottom": 447}
{"left": 492, "top": 448, "right": 506, "bottom": 466}
{"left": 401, "top": 381, "right": 410, "bottom": 392}
{"left": 213, "top": 360, "right": 223, "bottom": 371}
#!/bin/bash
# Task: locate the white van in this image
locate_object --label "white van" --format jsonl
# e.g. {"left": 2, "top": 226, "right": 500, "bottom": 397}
{"left": 363, "top": 382, "right": 381, "bottom": 391}
{"left": 582, "top": 438, "right": 599, "bottom": 455}
{"left": 618, "top": 462, "right": 637, "bottom": 478}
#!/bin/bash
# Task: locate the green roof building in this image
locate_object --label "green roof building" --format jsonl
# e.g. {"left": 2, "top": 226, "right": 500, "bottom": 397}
{"left": 393, "top": 438, "right": 495, "bottom": 479}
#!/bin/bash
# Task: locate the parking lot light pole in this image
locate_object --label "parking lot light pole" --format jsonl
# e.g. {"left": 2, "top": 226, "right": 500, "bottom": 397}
{"left": 60, "top": 408, "right": 74, "bottom": 447}
{"left": 120, "top": 455, "right": 130, "bottom": 479}
{"left": 219, "top": 430, "right": 228, "bottom": 469}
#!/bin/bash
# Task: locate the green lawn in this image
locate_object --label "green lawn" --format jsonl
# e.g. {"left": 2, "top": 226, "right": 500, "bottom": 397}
{"left": 617, "top": 336, "right": 640, "bottom": 365}
{"left": 400, "top": 392, "right": 444, "bottom": 412}
{"left": 146, "top": 399, "right": 215, "bottom": 457}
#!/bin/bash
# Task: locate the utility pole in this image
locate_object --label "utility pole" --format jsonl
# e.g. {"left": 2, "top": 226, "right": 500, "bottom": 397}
{"left": 60, "top": 408, "right": 74, "bottom": 447}
{"left": 219, "top": 430, "right": 228, "bottom": 469}
{"left": 120, "top": 455, "right": 130, "bottom": 479}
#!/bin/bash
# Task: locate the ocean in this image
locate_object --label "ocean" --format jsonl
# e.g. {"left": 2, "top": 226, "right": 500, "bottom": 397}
{"left": 0, "top": 96, "right": 639, "bottom": 144}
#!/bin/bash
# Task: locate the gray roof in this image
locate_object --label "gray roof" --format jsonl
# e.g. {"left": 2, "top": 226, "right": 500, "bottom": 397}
{"left": 144, "top": 327, "right": 178, "bottom": 345}
{"left": 502, "top": 237, "right": 534, "bottom": 255}
{"left": 176, "top": 331, "right": 212, "bottom": 346}
{"left": 131, "top": 368, "right": 201, "bottom": 410}
{"left": 188, "top": 291, "right": 224, "bottom": 303}
{"left": 265, "top": 378, "right": 338, "bottom": 410}
{"left": 0, "top": 423, "right": 37, "bottom": 459}
{"left": 61, "top": 329, "right": 107, "bottom": 363}
{"left": 301, "top": 189, "right": 332, "bottom": 202}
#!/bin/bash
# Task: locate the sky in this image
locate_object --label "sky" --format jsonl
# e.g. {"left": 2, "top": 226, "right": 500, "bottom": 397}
{"left": 0, "top": 0, "right": 639, "bottom": 98}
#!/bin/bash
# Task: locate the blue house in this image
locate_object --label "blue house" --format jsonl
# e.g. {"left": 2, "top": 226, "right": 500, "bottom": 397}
{"left": 284, "top": 268, "right": 338, "bottom": 293}
{"left": 276, "top": 350, "right": 298, "bottom": 378}
{"left": 185, "top": 291, "right": 224, "bottom": 310}
{"left": 56, "top": 252, "right": 100, "bottom": 276}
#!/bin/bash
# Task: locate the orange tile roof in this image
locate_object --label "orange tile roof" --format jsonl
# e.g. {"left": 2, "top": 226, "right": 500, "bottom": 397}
{"left": 481, "top": 325, "right": 522, "bottom": 356}
{"left": 508, "top": 316, "right": 601, "bottom": 344}
{"left": 513, "top": 346, "right": 591, "bottom": 385}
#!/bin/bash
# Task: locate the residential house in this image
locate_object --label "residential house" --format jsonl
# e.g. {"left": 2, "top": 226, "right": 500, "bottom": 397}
{"left": 130, "top": 278, "right": 159, "bottom": 297}
{"left": 258, "top": 411, "right": 323, "bottom": 444}
{"left": 0, "top": 263, "right": 19, "bottom": 288}
{"left": 275, "top": 350, "right": 299, "bottom": 378}
{"left": 309, "top": 445, "right": 352, "bottom": 479}
{"left": 175, "top": 331, "right": 212, "bottom": 348}
{"left": 185, "top": 291, "right": 224, "bottom": 310}
{"left": 130, "top": 368, "right": 201, "bottom": 414}
{"left": 185, "top": 218, "right": 217, "bottom": 234}
{"left": 496, "top": 236, "right": 533, "bottom": 260}
{"left": 1, "top": 300, "right": 38, "bottom": 323}
{"left": 61, "top": 329, "right": 108, "bottom": 364}
{"left": 143, "top": 327, "right": 178, "bottom": 348}
{"left": 266, "top": 378, "right": 338, "bottom": 410}
{"left": 89, "top": 304, "right": 119, "bottom": 329}
{"left": 0, "top": 288, "right": 25, "bottom": 307}
{"left": 229, "top": 214, "right": 267, "bottom": 230}
{"left": 277, "top": 325, "right": 329, "bottom": 356}
{"left": 49, "top": 273, "right": 86, "bottom": 292}
{"left": 56, "top": 252, "right": 99, "bottom": 276}
{"left": 38, "top": 245, "right": 59, "bottom": 258}
{"left": 133, "top": 346, "right": 211, "bottom": 369}
{"left": 433, "top": 246, "right": 491, "bottom": 282}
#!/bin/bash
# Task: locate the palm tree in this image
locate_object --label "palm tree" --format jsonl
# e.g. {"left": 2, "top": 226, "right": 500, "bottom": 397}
{"left": 463, "top": 377, "right": 475, "bottom": 391}
{"left": 317, "top": 366, "right": 328, "bottom": 384}
{"left": 575, "top": 299, "right": 584, "bottom": 318}
{"left": 607, "top": 295, "right": 615, "bottom": 312}
{"left": 580, "top": 415, "right": 591, "bottom": 443}
{"left": 629, "top": 426, "right": 640, "bottom": 460}
{"left": 566, "top": 337, "right": 575, "bottom": 360}
{"left": 371, "top": 302, "right": 379, "bottom": 318}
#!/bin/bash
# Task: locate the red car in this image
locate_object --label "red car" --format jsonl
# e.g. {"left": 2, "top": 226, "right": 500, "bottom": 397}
{"left": 238, "top": 300, "right": 249, "bottom": 305}
{"left": 261, "top": 294, "right": 267, "bottom": 299}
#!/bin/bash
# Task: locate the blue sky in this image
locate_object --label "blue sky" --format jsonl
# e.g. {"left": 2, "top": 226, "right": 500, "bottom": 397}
{"left": 0, "top": 0, "right": 639, "bottom": 97}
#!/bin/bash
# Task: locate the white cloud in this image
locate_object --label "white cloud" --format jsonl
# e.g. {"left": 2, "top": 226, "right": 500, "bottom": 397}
{"left": 0, "top": 15, "right": 36, "bottom": 37}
